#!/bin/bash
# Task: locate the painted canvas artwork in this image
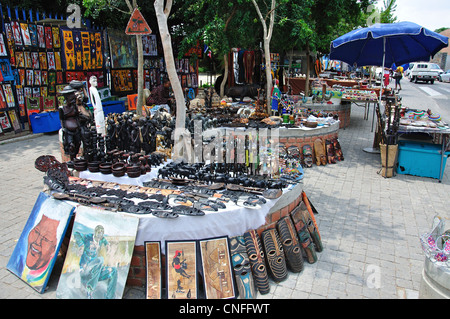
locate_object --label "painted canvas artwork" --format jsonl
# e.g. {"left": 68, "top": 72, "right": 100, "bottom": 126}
{"left": 166, "top": 240, "right": 198, "bottom": 299}
{"left": 145, "top": 241, "right": 162, "bottom": 299}
{"left": 199, "top": 236, "right": 236, "bottom": 299}
{"left": 7, "top": 192, "right": 74, "bottom": 293}
{"left": 56, "top": 206, "right": 139, "bottom": 299}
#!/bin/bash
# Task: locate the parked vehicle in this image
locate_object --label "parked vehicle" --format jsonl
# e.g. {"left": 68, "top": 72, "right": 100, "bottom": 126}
{"left": 440, "top": 70, "right": 450, "bottom": 83}
{"left": 408, "top": 62, "right": 440, "bottom": 84}
{"left": 430, "top": 63, "right": 444, "bottom": 75}
{"left": 404, "top": 63, "right": 415, "bottom": 77}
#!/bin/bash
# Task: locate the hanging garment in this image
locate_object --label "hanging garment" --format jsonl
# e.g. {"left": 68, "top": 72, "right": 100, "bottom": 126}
{"left": 243, "top": 50, "right": 255, "bottom": 84}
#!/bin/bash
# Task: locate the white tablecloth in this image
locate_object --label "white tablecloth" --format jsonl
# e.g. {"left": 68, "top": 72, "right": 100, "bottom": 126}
{"left": 77, "top": 162, "right": 300, "bottom": 252}
{"left": 133, "top": 193, "right": 283, "bottom": 252}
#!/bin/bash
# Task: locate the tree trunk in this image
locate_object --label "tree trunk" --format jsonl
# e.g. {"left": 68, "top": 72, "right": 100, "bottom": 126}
{"left": 219, "top": 8, "right": 236, "bottom": 98}
{"left": 251, "top": 0, "right": 275, "bottom": 114}
{"left": 154, "top": 0, "right": 187, "bottom": 160}
{"left": 220, "top": 53, "right": 228, "bottom": 97}
{"left": 263, "top": 39, "right": 272, "bottom": 114}
{"left": 304, "top": 43, "right": 311, "bottom": 96}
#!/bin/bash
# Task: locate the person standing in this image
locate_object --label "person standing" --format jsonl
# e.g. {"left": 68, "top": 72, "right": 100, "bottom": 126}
{"left": 146, "top": 77, "right": 175, "bottom": 115}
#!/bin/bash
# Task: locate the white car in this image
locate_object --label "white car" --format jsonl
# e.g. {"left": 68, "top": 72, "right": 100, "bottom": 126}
{"left": 404, "top": 63, "right": 415, "bottom": 77}
{"left": 430, "top": 63, "right": 444, "bottom": 75}
{"left": 440, "top": 70, "right": 450, "bottom": 83}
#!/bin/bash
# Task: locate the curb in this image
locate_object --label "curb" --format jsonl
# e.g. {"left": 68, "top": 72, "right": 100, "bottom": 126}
{"left": 0, "top": 133, "right": 44, "bottom": 145}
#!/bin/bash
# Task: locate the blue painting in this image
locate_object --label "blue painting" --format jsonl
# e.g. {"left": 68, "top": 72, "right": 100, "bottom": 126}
{"left": 56, "top": 206, "right": 139, "bottom": 299}
{"left": 7, "top": 192, "right": 74, "bottom": 293}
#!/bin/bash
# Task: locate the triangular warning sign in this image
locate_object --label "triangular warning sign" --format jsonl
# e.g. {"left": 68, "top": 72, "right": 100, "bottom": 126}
{"left": 125, "top": 8, "right": 152, "bottom": 35}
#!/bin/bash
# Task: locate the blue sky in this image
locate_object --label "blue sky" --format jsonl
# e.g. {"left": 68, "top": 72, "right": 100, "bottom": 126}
{"left": 376, "top": 0, "right": 450, "bottom": 31}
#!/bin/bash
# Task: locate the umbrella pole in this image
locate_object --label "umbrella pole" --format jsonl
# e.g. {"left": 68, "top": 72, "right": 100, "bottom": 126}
{"left": 364, "top": 37, "right": 385, "bottom": 154}
{"left": 379, "top": 37, "right": 385, "bottom": 115}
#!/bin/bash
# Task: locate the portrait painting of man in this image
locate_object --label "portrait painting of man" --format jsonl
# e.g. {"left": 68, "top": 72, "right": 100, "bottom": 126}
{"left": 7, "top": 192, "right": 74, "bottom": 293}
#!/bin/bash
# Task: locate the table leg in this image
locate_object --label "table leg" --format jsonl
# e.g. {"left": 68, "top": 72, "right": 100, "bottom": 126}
{"left": 439, "top": 134, "right": 447, "bottom": 183}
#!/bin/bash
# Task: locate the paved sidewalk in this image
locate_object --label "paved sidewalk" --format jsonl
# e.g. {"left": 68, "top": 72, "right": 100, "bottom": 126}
{"left": 0, "top": 84, "right": 448, "bottom": 299}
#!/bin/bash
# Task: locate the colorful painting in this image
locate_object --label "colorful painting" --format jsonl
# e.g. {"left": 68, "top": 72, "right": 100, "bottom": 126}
{"left": 142, "top": 34, "right": 158, "bottom": 56}
{"left": 0, "top": 59, "right": 14, "bottom": 82}
{"left": 8, "top": 109, "right": 21, "bottom": 132}
{"left": 0, "top": 34, "right": 8, "bottom": 57}
{"left": 37, "top": 25, "right": 45, "bottom": 49}
{"left": 14, "top": 51, "right": 25, "bottom": 68}
{"left": 44, "top": 26, "right": 53, "bottom": 49}
{"left": 20, "top": 23, "right": 32, "bottom": 46}
{"left": 81, "top": 31, "right": 91, "bottom": 70}
{"left": 108, "top": 28, "right": 137, "bottom": 68}
{"left": 29, "top": 24, "right": 38, "bottom": 48}
{"left": 166, "top": 240, "right": 198, "bottom": 299}
{"left": 4, "top": 23, "right": 15, "bottom": 65}
{"left": 199, "top": 236, "right": 236, "bottom": 299}
{"left": 43, "top": 96, "right": 56, "bottom": 111}
{"left": 0, "top": 88, "right": 7, "bottom": 109}
{"left": 111, "top": 69, "right": 134, "bottom": 93}
{"left": 39, "top": 52, "right": 48, "bottom": 70}
{"left": 61, "top": 29, "right": 75, "bottom": 70}
{"left": 2, "top": 84, "right": 16, "bottom": 108}
{"left": 11, "top": 21, "right": 23, "bottom": 46}
{"left": 56, "top": 206, "right": 139, "bottom": 299}
{"left": 94, "top": 32, "right": 103, "bottom": 69}
{"left": 52, "top": 26, "right": 61, "bottom": 49}
{"left": 145, "top": 241, "right": 162, "bottom": 299}
{"left": 6, "top": 192, "right": 74, "bottom": 293}
{"left": 0, "top": 111, "right": 11, "bottom": 130}
{"left": 47, "top": 52, "right": 56, "bottom": 70}
{"left": 54, "top": 52, "right": 62, "bottom": 70}
{"left": 24, "top": 51, "right": 32, "bottom": 69}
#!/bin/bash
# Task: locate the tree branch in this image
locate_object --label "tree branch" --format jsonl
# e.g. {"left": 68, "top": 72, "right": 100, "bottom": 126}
{"left": 123, "top": 0, "right": 133, "bottom": 12}
{"left": 164, "top": 0, "right": 173, "bottom": 18}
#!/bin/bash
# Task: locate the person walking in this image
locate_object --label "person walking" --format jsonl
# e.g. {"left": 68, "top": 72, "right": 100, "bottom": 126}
{"left": 394, "top": 66, "right": 403, "bottom": 92}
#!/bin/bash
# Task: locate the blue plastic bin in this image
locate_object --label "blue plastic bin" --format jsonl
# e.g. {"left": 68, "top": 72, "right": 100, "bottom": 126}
{"left": 29, "top": 111, "right": 61, "bottom": 134}
{"left": 397, "top": 140, "right": 450, "bottom": 179}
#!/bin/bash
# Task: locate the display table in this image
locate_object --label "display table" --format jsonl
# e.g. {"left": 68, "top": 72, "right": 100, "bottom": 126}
{"left": 287, "top": 77, "right": 359, "bottom": 95}
{"left": 127, "top": 182, "right": 304, "bottom": 287}
{"left": 62, "top": 175, "right": 305, "bottom": 287}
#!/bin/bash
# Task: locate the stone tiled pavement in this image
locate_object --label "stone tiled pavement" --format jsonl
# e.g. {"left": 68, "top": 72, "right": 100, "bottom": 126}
{"left": 0, "top": 81, "right": 449, "bottom": 299}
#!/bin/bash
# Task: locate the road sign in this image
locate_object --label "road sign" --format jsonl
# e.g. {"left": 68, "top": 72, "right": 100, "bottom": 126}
{"left": 125, "top": 8, "right": 152, "bottom": 35}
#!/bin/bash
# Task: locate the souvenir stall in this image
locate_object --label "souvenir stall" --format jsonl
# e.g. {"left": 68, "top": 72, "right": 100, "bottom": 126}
{"left": 6, "top": 71, "right": 343, "bottom": 298}
{"left": 0, "top": 5, "right": 107, "bottom": 134}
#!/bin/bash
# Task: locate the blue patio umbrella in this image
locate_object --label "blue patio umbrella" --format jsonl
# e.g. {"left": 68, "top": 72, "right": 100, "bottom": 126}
{"left": 330, "top": 21, "right": 448, "bottom": 153}
{"left": 330, "top": 21, "right": 448, "bottom": 68}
